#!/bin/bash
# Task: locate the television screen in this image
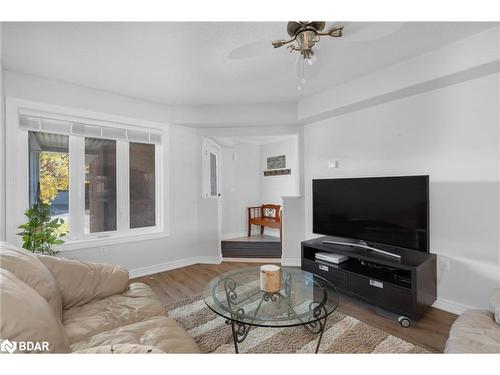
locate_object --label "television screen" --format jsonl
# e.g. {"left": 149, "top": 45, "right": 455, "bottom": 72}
{"left": 313, "top": 176, "right": 429, "bottom": 252}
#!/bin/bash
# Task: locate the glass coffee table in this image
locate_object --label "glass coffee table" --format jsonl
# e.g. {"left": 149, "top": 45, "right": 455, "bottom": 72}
{"left": 203, "top": 266, "right": 339, "bottom": 353}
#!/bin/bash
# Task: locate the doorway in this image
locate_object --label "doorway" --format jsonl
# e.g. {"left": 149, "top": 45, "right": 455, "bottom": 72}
{"left": 208, "top": 134, "right": 300, "bottom": 260}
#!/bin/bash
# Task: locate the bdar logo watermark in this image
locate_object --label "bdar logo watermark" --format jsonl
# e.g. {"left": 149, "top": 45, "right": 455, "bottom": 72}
{"left": 0, "top": 339, "right": 17, "bottom": 353}
{"left": 1, "top": 339, "right": 49, "bottom": 353}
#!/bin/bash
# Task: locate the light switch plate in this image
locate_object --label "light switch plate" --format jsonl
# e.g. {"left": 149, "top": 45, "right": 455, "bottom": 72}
{"left": 438, "top": 255, "right": 450, "bottom": 271}
{"left": 328, "top": 160, "right": 338, "bottom": 168}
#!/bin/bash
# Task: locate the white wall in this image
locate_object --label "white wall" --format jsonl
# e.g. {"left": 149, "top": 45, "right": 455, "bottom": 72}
{"left": 298, "top": 26, "right": 500, "bottom": 123}
{"left": 2, "top": 71, "right": 221, "bottom": 276}
{"left": 281, "top": 196, "right": 304, "bottom": 266}
{"left": 303, "top": 73, "right": 500, "bottom": 311}
{"left": 220, "top": 141, "right": 261, "bottom": 239}
{"left": 0, "top": 24, "right": 5, "bottom": 241}
{"left": 260, "top": 136, "right": 299, "bottom": 205}
{"left": 218, "top": 136, "right": 300, "bottom": 239}
{"left": 5, "top": 70, "right": 299, "bottom": 129}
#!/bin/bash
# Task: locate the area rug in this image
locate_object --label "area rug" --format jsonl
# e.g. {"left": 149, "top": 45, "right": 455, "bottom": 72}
{"left": 165, "top": 295, "right": 430, "bottom": 354}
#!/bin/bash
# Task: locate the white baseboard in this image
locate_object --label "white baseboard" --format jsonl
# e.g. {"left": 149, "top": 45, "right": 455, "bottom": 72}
{"left": 432, "top": 297, "right": 474, "bottom": 315}
{"left": 263, "top": 230, "right": 280, "bottom": 238}
{"left": 197, "top": 256, "right": 222, "bottom": 265}
{"left": 281, "top": 258, "right": 301, "bottom": 267}
{"left": 129, "top": 256, "right": 221, "bottom": 279}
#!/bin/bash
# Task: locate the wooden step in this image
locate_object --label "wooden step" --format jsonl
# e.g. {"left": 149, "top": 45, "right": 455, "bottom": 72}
{"left": 221, "top": 236, "right": 282, "bottom": 258}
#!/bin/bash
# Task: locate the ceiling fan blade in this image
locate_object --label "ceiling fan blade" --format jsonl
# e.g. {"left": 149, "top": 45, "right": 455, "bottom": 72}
{"left": 227, "top": 40, "right": 276, "bottom": 60}
{"left": 340, "top": 22, "right": 405, "bottom": 42}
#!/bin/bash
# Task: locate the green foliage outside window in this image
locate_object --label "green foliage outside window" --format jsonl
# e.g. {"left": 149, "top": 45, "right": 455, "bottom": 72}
{"left": 17, "top": 184, "right": 66, "bottom": 256}
{"left": 39, "top": 151, "right": 69, "bottom": 203}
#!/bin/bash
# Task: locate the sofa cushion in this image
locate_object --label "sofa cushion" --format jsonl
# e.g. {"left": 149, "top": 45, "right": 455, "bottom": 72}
{"left": 445, "top": 310, "right": 500, "bottom": 353}
{"left": 491, "top": 289, "right": 500, "bottom": 324}
{"left": 0, "top": 269, "right": 70, "bottom": 353}
{"left": 38, "top": 255, "right": 129, "bottom": 309}
{"left": 0, "top": 242, "right": 62, "bottom": 320}
{"left": 63, "top": 283, "right": 165, "bottom": 344}
{"left": 70, "top": 315, "right": 200, "bottom": 353}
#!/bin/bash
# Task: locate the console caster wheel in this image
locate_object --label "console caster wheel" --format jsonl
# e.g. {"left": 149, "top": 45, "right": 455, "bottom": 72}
{"left": 398, "top": 316, "right": 411, "bottom": 328}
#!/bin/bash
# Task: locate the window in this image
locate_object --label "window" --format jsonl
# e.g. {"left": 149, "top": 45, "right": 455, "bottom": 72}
{"left": 202, "top": 139, "right": 220, "bottom": 198}
{"left": 209, "top": 152, "right": 218, "bottom": 197}
{"left": 129, "top": 142, "right": 156, "bottom": 228}
{"left": 28, "top": 131, "right": 70, "bottom": 234}
{"left": 17, "top": 110, "right": 164, "bottom": 245}
{"left": 85, "top": 138, "right": 117, "bottom": 233}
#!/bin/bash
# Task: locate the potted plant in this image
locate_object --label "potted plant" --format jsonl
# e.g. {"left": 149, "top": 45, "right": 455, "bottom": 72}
{"left": 17, "top": 185, "right": 66, "bottom": 255}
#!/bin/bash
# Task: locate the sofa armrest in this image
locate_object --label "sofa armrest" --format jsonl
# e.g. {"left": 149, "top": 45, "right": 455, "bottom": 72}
{"left": 38, "top": 255, "right": 129, "bottom": 309}
{"left": 445, "top": 310, "right": 500, "bottom": 353}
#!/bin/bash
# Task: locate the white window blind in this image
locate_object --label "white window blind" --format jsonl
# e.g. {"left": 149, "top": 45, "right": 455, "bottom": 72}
{"left": 19, "top": 114, "right": 162, "bottom": 145}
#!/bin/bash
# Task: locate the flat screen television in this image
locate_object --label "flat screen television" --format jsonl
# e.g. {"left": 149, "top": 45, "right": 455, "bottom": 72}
{"left": 313, "top": 176, "right": 429, "bottom": 252}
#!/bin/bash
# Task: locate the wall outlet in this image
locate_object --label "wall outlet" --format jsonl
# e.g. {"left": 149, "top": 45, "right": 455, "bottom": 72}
{"left": 328, "top": 160, "right": 339, "bottom": 168}
{"left": 438, "top": 255, "right": 450, "bottom": 271}
{"left": 100, "top": 247, "right": 107, "bottom": 256}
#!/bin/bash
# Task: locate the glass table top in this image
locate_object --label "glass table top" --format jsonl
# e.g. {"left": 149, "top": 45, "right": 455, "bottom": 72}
{"left": 203, "top": 267, "right": 339, "bottom": 328}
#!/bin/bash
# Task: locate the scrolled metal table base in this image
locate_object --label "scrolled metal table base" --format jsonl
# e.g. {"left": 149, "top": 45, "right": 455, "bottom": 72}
{"left": 223, "top": 276, "right": 328, "bottom": 354}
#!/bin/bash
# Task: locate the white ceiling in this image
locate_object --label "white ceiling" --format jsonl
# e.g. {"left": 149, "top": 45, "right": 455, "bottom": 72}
{"left": 2, "top": 22, "right": 496, "bottom": 106}
{"left": 212, "top": 134, "right": 297, "bottom": 147}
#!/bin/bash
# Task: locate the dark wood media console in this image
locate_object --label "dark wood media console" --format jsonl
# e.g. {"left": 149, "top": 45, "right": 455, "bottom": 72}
{"left": 301, "top": 236, "right": 437, "bottom": 324}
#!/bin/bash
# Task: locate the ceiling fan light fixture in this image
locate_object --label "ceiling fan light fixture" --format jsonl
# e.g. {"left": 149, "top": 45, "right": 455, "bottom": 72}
{"left": 272, "top": 21, "right": 344, "bottom": 90}
{"left": 296, "top": 29, "right": 320, "bottom": 50}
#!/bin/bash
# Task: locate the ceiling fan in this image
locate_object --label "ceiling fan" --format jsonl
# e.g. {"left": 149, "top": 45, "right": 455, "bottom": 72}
{"left": 227, "top": 22, "right": 405, "bottom": 91}
{"left": 271, "top": 21, "right": 344, "bottom": 90}
{"left": 272, "top": 21, "right": 343, "bottom": 60}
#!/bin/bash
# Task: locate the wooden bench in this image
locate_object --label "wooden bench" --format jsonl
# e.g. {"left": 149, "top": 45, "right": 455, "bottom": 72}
{"left": 247, "top": 204, "right": 282, "bottom": 241}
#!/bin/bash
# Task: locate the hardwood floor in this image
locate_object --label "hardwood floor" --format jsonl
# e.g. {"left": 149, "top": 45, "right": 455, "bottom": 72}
{"left": 131, "top": 262, "right": 457, "bottom": 353}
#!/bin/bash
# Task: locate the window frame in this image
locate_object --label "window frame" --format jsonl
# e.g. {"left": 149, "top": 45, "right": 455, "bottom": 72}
{"left": 5, "top": 98, "right": 169, "bottom": 252}
{"left": 202, "top": 138, "right": 221, "bottom": 199}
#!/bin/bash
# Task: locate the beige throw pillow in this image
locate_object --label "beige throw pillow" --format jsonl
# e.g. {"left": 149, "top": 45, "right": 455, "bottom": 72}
{"left": 38, "top": 255, "right": 129, "bottom": 309}
{"left": 0, "top": 242, "right": 63, "bottom": 320}
{"left": 0, "top": 269, "right": 70, "bottom": 353}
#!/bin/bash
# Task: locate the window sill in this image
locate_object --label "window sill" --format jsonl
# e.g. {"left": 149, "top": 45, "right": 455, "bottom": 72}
{"left": 56, "top": 230, "right": 170, "bottom": 252}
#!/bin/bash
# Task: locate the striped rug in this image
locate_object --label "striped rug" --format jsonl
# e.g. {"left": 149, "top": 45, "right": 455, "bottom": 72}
{"left": 165, "top": 295, "right": 429, "bottom": 354}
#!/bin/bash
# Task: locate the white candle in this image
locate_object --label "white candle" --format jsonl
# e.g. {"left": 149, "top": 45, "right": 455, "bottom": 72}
{"left": 260, "top": 264, "right": 281, "bottom": 293}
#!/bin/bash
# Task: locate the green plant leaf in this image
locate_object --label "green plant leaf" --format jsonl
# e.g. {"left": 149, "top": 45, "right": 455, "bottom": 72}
{"left": 17, "top": 203, "right": 66, "bottom": 256}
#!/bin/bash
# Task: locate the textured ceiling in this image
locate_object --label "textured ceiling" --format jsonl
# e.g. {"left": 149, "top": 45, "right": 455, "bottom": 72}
{"left": 2, "top": 22, "right": 496, "bottom": 105}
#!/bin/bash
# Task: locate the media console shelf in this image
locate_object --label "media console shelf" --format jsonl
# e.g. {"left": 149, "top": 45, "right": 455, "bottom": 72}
{"left": 301, "top": 236, "right": 437, "bottom": 326}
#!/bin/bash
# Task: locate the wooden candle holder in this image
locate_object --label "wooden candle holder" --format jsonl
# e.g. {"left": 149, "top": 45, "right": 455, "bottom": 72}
{"left": 260, "top": 264, "right": 281, "bottom": 293}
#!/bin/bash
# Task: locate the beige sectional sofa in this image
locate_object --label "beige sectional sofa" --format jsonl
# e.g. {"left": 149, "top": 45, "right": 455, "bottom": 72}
{"left": 0, "top": 242, "right": 199, "bottom": 353}
{"left": 445, "top": 290, "right": 500, "bottom": 353}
